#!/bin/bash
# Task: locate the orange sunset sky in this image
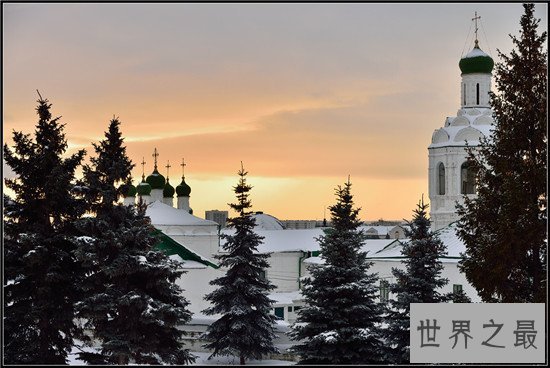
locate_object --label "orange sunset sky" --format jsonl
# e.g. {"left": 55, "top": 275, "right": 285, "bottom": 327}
{"left": 3, "top": 3, "right": 548, "bottom": 221}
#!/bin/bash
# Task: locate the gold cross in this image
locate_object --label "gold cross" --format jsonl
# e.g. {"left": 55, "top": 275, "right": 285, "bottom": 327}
{"left": 181, "top": 158, "right": 186, "bottom": 178}
{"left": 152, "top": 148, "right": 159, "bottom": 169}
{"left": 472, "top": 11, "right": 481, "bottom": 47}
{"left": 141, "top": 157, "right": 146, "bottom": 180}
{"left": 165, "top": 160, "right": 171, "bottom": 179}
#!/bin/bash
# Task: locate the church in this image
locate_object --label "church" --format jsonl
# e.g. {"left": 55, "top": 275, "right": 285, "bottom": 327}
{"left": 118, "top": 28, "right": 496, "bottom": 351}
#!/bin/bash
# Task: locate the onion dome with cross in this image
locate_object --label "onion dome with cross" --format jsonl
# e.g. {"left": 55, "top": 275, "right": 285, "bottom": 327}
{"left": 145, "top": 148, "right": 166, "bottom": 189}
{"left": 176, "top": 158, "right": 192, "bottom": 197}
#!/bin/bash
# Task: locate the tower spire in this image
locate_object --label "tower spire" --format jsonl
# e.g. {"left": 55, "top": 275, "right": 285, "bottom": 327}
{"left": 152, "top": 148, "right": 159, "bottom": 170}
{"left": 472, "top": 11, "right": 481, "bottom": 48}
{"left": 141, "top": 157, "right": 146, "bottom": 181}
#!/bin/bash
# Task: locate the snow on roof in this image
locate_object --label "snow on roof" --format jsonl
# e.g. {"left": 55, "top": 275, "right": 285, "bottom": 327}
{"left": 429, "top": 110, "right": 495, "bottom": 149}
{"left": 367, "top": 222, "right": 465, "bottom": 262}
{"left": 167, "top": 254, "right": 207, "bottom": 269}
{"left": 429, "top": 124, "right": 494, "bottom": 149}
{"left": 146, "top": 201, "right": 218, "bottom": 226}
{"left": 269, "top": 290, "right": 303, "bottom": 305}
{"left": 462, "top": 47, "right": 490, "bottom": 59}
{"left": 302, "top": 239, "right": 398, "bottom": 265}
{"left": 220, "top": 228, "right": 396, "bottom": 255}
{"left": 362, "top": 225, "right": 398, "bottom": 235}
{"left": 251, "top": 212, "right": 285, "bottom": 230}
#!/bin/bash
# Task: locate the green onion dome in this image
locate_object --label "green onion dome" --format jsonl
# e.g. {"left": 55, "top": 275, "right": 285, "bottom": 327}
{"left": 163, "top": 179, "right": 175, "bottom": 198}
{"left": 145, "top": 169, "right": 166, "bottom": 189}
{"left": 176, "top": 177, "right": 191, "bottom": 197}
{"left": 120, "top": 181, "right": 137, "bottom": 197}
{"left": 136, "top": 180, "right": 152, "bottom": 196}
{"left": 459, "top": 44, "right": 494, "bottom": 74}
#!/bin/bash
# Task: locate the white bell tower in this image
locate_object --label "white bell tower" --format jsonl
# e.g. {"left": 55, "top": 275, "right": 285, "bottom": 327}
{"left": 428, "top": 13, "right": 495, "bottom": 231}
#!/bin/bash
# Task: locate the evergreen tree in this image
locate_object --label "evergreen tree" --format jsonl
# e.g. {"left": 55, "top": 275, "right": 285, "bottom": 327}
{"left": 448, "top": 288, "right": 472, "bottom": 303}
{"left": 456, "top": 3, "right": 547, "bottom": 303}
{"left": 383, "top": 199, "right": 448, "bottom": 364}
{"left": 3, "top": 94, "right": 86, "bottom": 364}
{"left": 202, "top": 164, "right": 278, "bottom": 365}
{"left": 290, "top": 179, "right": 384, "bottom": 365}
{"left": 73, "top": 117, "right": 195, "bottom": 365}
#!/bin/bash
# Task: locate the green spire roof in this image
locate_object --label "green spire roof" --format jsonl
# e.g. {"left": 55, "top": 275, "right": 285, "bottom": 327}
{"left": 176, "top": 177, "right": 191, "bottom": 197}
{"left": 163, "top": 179, "right": 175, "bottom": 198}
{"left": 120, "top": 181, "right": 137, "bottom": 197}
{"left": 146, "top": 169, "right": 166, "bottom": 189}
{"left": 137, "top": 179, "right": 152, "bottom": 195}
{"left": 459, "top": 43, "right": 494, "bottom": 74}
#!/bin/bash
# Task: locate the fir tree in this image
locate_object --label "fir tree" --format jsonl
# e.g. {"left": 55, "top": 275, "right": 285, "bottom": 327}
{"left": 73, "top": 117, "right": 195, "bottom": 365}
{"left": 290, "top": 179, "right": 384, "bottom": 365}
{"left": 383, "top": 199, "right": 448, "bottom": 364}
{"left": 202, "top": 164, "right": 278, "bottom": 365}
{"left": 3, "top": 94, "right": 86, "bottom": 364}
{"left": 456, "top": 3, "right": 547, "bottom": 303}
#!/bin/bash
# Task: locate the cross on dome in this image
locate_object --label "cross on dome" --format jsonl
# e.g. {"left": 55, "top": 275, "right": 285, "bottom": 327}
{"left": 152, "top": 148, "right": 159, "bottom": 170}
{"left": 141, "top": 157, "right": 146, "bottom": 180}
{"left": 472, "top": 11, "right": 481, "bottom": 48}
{"left": 165, "top": 161, "right": 171, "bottom": 181}
{"left": 181, "top": 158, "right": 186, "bottom": 178}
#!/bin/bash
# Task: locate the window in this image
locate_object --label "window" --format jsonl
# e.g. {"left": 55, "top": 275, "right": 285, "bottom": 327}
{"left": 259, "top": 270, "right": 266, "bottom": 280}
{"left": 437, "top": 162, "right": 446, "bottom": 195}
{"left": 380, "top": 280, "right": 390, "bottom": 302}
{"left": 476, "top": 83, "right": 480, "bottom": 105}
{"left": 463, "top": 83, "right": 466, "bottom": 105}
{"left": 287, "top": 306, "right": 292, "bottom": 312}
{"left": 461, "top": 162, "right": 476, "bottom": 194}
{"left": 453, "top": 284, "right": 463, "bottom": 294}
{"left": 274, "top": 307, "right": 284, "bottom": 319}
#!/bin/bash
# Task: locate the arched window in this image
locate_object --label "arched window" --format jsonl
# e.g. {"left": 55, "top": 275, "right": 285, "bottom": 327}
{"left": 461, "top": 162, "right": 476, "bottom": 194}
{"left": 476, "top": 83, "right": 480, "bottom": 105}
{"left": 437, "top": 162, "right": 446, "bottom": 195}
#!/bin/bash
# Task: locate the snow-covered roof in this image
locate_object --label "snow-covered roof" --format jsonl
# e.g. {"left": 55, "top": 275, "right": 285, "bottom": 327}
{"left": 221, "top": 228, "right": 396, "bottom": 255}
{"left": 221, "top": 228, "right": 324, "bottom": 253}
{"left": 167, "top": 255, "right": 207, "bottom": 269}
{"left": 367, "top": 222, "right": 465, "bottom": 262}
{"left": 462, "top": 47, "right": 491, "bottom": 59}
{"left": 362, "top": 225, "right": 398, "bottom": 235}
{"left": 251, "top": 212, "right": 285, "bottom": 230}
{"left": 429, "top": 108, "right": 495, "bottom": 149}
{"left": 269, "top": 291, "right": 303, "bottom": 305}
{"left": 146, "top": 201, "right": 218, "bottom": 226}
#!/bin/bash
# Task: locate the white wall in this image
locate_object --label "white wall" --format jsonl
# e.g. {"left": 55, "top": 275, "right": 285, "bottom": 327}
{"left": 369, "top": 259, "right": 481, "bottom": 302}
{"left": 267, "top": 252, "right": 302, "bottom": 292}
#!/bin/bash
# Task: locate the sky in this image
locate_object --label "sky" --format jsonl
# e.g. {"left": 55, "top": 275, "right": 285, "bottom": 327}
{"left": 3, "top": 3, "right": 548, "bottom": 221}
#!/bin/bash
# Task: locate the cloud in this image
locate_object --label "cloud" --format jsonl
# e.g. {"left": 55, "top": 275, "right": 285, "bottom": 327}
{"left": 123, "top": 102, "right": 432, "bottom": 182}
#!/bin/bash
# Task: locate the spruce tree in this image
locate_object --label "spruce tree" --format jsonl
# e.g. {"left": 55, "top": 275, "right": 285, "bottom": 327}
{"left": 73, "top": 117, "right": 195, "bottom": 365}
{"left": 456, "top": 3, "right": 547, "bottom": 303}
{"left": 290, "top": 179, "right": 384, "bottom": 365}
{"left": 382, "top": 199, "right": 448, "bottom": 364}
{"left": 202, "top": 164, "right": 278, "bottom": 365}
{"left": 3, "top": 94, "right": 86, "bottom": 364}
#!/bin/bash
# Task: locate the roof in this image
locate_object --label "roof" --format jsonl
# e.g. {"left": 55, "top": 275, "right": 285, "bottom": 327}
{"left": 153, "top": 228, "right": 219, "bottom": 269}
{"left": 429, "top": 107, "right": 494, "bottom": 149}
{"left": 146, "top": 201, "right": 218, "bottom": 226}
{"left": 459, "top": 45, "right": 494, "bottom": 74}
{"left": 251, "top": 212, "right": 285, "bottom": 230}
{"left": 366, "top": 222, "right": 465, "bottom": 262}
{"left": 220, "top": 228, "right": 396, "bottom": 254}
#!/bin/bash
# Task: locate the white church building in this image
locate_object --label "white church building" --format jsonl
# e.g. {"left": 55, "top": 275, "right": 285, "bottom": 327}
{"left": 119, "top": 31, "right": 495, "bottom": 353}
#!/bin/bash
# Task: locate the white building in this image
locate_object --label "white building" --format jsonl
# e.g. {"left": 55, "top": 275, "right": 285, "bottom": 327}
{"left": 428, "top": 39, "right": 495, "bottom": 231}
